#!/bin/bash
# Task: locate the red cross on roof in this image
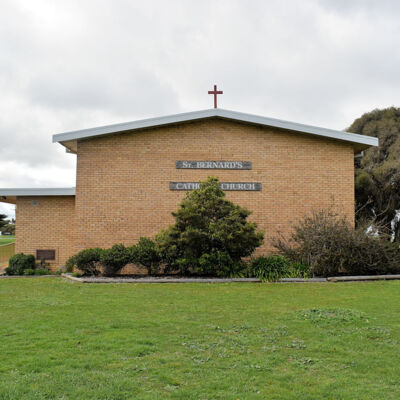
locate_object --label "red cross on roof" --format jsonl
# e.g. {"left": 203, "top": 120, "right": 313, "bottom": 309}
{"left": 208, "top": 84, "right": 223, "bottom": 108}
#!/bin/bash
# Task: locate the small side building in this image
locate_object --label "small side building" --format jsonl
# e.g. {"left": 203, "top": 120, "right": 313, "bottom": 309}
{"left": 0, "top": 108, "right": 378, "bottom": 270}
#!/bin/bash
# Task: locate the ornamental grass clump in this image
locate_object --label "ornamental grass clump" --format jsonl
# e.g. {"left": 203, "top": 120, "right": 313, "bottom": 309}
{"left": 248, "top": 255, "right": 290, "bottom": 282}
{"left": 247, "top": 256, "right": 311, "bottom": 281}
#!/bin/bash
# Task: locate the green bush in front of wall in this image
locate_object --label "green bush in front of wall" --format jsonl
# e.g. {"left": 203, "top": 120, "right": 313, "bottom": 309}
{"left": 73, "top": 248, "right": 103, "bottom": 276}
{"left": 156, "top": 177, "right": 264, "bottom": 276}
{"left": 5, "top": 253, "right": 36, "bottom": 275}
{"left": 100, "top": 244, "right": 130, "bottom": 276}
{"left": 247, "top": 255, "right": 291, "bottom": 282}
{"left": 65, "top": 256, "right": 76, "bottom": 273}
{"left": 129, "top": 237, "right": 161, "bottom": 275}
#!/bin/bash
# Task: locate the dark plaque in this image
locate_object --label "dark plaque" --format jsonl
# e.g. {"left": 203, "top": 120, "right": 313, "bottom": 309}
{"left": 36, "top": 249, "right": 56, "bottom": 261}
{"left": 176, "top": 161, "right": 252, "bottom": 169}
{"left": 170, "top": 182, "right": 261, "bottom": 191}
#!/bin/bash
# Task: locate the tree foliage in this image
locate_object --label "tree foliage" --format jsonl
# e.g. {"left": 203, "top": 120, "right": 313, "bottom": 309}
{"left": 0, "top": 214, "right": 8, "bottom": 230}
{"left": 100, "top": 244, "right": 130, "bottom": 276}
{"left": 156, "top": 177, "right": 264, "bottom": 276}
{"left": 1, "top": 222, "right": 15, "bottom": 235}
{"left": 348, "top": 107, "right": 400, "bottom": 240}
{"left": 130, "top": 237, "right": 161, "bottom": 275}
{"left": 5, "top": 253, "right": 36, "bottom": 275}
{"left": 73, "top": 248, "right": 103, "bottom": 276}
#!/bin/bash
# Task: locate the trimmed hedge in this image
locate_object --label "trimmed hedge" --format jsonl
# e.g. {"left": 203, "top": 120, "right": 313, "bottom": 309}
{"left": 129, "top": 237, "right": 161, "bottom": 275}
{"left": 71, "top": 248, "right": 103, "bottom": 276}
{"left": 5, "top": 253, "right": 36, "bottom": 275}
{"left": 100, "top": 244, "right": 130, "bottom": 276}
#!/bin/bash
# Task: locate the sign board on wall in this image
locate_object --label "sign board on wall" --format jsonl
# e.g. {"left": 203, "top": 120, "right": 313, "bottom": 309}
{"left": 170, "top": 182, "right": 261, "bottom": 191}
{"left": 176, "top": 161, "right": 252, "bottom": 170}
{"left": 173, "top": 160, "right": 260, "bottom": 191}
{"left": 36, "top": 249, "right": 56, "bottom": 261}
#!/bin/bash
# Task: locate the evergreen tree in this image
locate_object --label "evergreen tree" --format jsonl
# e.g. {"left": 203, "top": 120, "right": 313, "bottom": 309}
{"left": 0, "top": 214, "right": 8, "bottom": 230}
{"left": 348, "top": 107, "right": 400, "bottom": 240}
{"left": 156, "top": 177, "right": 264, "bottom": 276}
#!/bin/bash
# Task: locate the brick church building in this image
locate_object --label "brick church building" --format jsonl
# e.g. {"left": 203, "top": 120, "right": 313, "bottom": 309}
{"left": 0, "top": 108, "right": 378, "bottom": 270}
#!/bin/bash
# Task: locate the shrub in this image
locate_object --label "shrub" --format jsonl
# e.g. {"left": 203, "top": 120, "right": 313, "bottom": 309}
{"left": 248, "top": 255, "right": 290, "bottom": 282}
{"left": 23, "top": 269, "right": 36, "bottom": 276}
{"left": 343, "top": 239, "right": 400, "bottom": 276}
{"left": 72, "top": 271, "right": 83, "bottom": 277}
{"left": 272, "top": 210, "right": 400, "bottom": 277}
{"left": 288, "top": 262, "right": 311, "bottom": 279}
{"left": 35, "top": 268, "right": 49, "bottom": 275}
{"left": 5, "top": 253, "right": 36, "bottom": 275}
{"left": 65, "top": 256, "right": 76, "bottom": 273}
{"left": 156, "top": 177, "right": 264, "bottom": 276}
{"left": 130, "top": 237, "right": 161, "bottom": 275}
{"left": 74, "top": 248, "right": 103, "bottom": 276}
{"left": 38, "top": 259, "right": 48, "bottom": 269}
{"left": 197, "top": 251, "right": 247, "bottom": 277}
{"left": 100, "top": 244, "right": 130, "bottom": 276}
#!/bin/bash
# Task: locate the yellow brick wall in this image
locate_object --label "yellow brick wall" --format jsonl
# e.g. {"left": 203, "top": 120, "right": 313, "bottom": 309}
{"left": 13, "top": 118, "right": 355, "bottom": 270}
{"left": 75, "top": 118, "right": 355, "bottom": 255}
{"left": 15, "top": 196, "right": 75, "bottom": 271}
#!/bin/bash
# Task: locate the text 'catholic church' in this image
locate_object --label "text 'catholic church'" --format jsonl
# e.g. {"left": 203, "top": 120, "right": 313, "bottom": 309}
{"left": 0, "top": 103, "right": 378, "bottom": 270}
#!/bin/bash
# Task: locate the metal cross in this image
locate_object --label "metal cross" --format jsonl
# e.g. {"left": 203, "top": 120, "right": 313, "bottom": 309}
{"left": 208, "top": 84, "right": 223, "bottom": 108}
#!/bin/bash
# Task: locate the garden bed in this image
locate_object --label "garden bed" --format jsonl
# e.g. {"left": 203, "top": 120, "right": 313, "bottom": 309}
{"left": 61, "top": 273, "right": 400, "bottom": 283}
{"left": 0, "top": 274, "right": 55, "bottom": 279}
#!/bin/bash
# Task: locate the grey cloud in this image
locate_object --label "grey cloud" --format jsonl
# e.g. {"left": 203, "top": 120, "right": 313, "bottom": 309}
{"left": 27, "top": 68, "right": 179, "bottom": 117}
{"left": 319, "top": 0, "right": 400, "bottom": 15}
{"left": 0, "top": 0, "right": 399, "bottom": 199}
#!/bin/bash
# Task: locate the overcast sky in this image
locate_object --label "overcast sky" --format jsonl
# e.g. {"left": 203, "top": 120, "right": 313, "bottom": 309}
{"left": 1, "top": 0, "right": 399, "bottom": 218}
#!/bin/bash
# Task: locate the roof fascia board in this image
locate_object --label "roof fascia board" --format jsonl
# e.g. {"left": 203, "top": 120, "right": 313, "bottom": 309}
{"left": 0, "top": 188, "right": 76, "bottom": 196}
{"left": 53, "top": 109, "right": 218, "bottom": 143}
{"left": 53, "top": 108, "right": 378, "bottom": 148}
{"left": 218, "top": 109, "right": 379, "bottom": 147}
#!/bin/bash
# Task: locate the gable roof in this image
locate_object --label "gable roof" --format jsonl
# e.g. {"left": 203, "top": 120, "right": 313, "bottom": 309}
{"left": 53, "top": 108, "right": 378, "bottom": 153}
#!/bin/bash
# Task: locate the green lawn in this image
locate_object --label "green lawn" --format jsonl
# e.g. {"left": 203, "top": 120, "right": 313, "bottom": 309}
{"left": 0, "top": 278, "right": 400, "bottom": 399}
{"left": 0, "top": 235, "right": 15, "bottom": 244}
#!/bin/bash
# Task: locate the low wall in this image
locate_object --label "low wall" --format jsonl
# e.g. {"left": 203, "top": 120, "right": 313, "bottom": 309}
{"left": 0, "top": 243, "right": 15, "bottom": 264}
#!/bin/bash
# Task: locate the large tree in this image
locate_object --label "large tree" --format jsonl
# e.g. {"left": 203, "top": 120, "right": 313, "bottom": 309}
{"left": 347, "top": 107, "right": 400, "bottom": 240}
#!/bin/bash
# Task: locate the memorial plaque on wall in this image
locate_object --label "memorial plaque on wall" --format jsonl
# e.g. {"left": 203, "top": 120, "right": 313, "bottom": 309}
{"left": 176, "top": 161, "right": 252, "bottom": 170}
{"left": 36, "top": 249, "right": 56, "bottom": 260}
{"left": 170, "top": 182, "right": 262, "bottom": 191}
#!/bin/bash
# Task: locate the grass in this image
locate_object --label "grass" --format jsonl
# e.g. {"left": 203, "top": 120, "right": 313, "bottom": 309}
{"left": 0, "top": 235, "right": 15, "bottom": 244}
{"left": 0, "top": 278, "right": 400, "bottom": 399}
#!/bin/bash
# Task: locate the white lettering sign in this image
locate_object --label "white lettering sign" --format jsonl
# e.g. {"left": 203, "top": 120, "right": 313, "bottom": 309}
{"left": 170, "top": 182, "right": 261, "bottom": 191}
{"left": 176, "top": 161, "right": 251, "bottom": 170}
